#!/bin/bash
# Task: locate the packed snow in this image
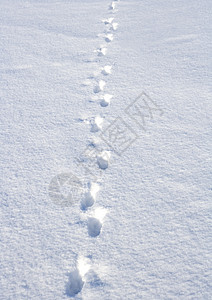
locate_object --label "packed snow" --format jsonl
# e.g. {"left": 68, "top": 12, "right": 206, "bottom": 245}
{"left": 0, "top": 0, "right": 211, "bottom": 299}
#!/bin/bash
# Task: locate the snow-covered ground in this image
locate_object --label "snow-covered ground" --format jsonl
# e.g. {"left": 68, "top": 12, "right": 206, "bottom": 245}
{"left": 0, "top": 0, "right": 211, "bottom": 299}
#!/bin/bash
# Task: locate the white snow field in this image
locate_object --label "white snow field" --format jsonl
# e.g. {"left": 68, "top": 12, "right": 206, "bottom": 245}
{"left": 0, "top": 0, "right": 211, "bottom": 299}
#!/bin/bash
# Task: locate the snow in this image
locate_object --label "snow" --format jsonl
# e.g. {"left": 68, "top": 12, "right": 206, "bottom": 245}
{"left": 0, "top": 0, "right": 211, "bottom": 299}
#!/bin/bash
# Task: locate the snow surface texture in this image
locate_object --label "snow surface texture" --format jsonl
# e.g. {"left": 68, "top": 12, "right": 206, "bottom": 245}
{"left": 0, "top": 0, "right": 211, "bottom": 299}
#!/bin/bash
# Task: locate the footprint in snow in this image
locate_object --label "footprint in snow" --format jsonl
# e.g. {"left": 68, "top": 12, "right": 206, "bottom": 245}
{"left": 90, "top": 116, "right": 104, "bottom": 132}
{"left": 82, "top": 79, "right": 91, "bottom": 86}
{"left": 102, "top": 17, "right": 114, "bottom": 25}
{"left": 87, "top": 208, "right": 107, "bottom": 237}
{"left": 93, "top": 80, "right": 106, "bottom": 93}
{"left": 81, "top": 182, "right": 100, "bottom": 210}
{"left": 111, "top": 22, "right": 118, "bottom": 31}
{"left": 96, "top": 47, "right": 107, "bottom": 56}
{"left": 66, "top": 257, "right": 90, "bottom": 297}
{"left": 105, "top": 33, "right": 114, "bottom": 43}
{"left": 101, "top": 65, "right": 112, "bottom": 75}
{"left": 109, "top": 2, "right": 116, "bottom": 10}
{"left": 97, "top": 151, "right": 110, "bottom": 170}
{"left": 88, "top": 218, "right": 102, "bottom": 237}
{"left": 66, "top": 269, "right": 84, "bottom": 297}
{"left": 100, "top": 94, "right": 113, "bottom": 107}
{"left": 86, "top": 269, "right": 105, "bottom": 288}
{"left": 88, "top": 70, "right": 100, "bottom": 79}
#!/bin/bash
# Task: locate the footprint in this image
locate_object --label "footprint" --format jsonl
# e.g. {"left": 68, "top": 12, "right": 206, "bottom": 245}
{"left": 100, "top": 94, "right": 113, "bottom": 107}
{"left": 93, "top": 80, "right": 106, "bottom": 93}
{"left": 105, "top": 34, "right": 114, "bottom": 43}
{"left": 96, "top": 47, "right": 107, "bottom": 56}
{"left": 88, "top": 208, "right": 107, "bottom": 237}
{"left": 66, "top": 270, "right": 84, "bottom": 297}
{"left": 81, "top": 182, "right": 100, "bottom": 209}
{"left": 102, "top": 17, "right": 114, "bottom": 25}
{"left": 101, "top": 65, "right": 112, "bottom": 75}
{"left": 111, "top": 22, "right": 118, "bottom": 31}
{"left": 109, "top": 2, "right": 116, "bottom": 10}
{"left": 66, "top": 257, "right": 90, "bottom": 297}
{"left": 86, "top": 270, "right": 104, "bottom": 288}
{"left": 77, "top": 117, "right": 90, "bottom": 125}
{"left": 91, "top": 116, "right": 104, "bottom": 132}
{"left": 97, "top": 151, "right": 110, "bottom": 170}
{"left": 82, "top": 79, "right": 91, "bottom": 86}
{"left": 88, "top": 218, "right": 102, "bottom": 237}
{"left": 88, "top": 70, "right": 100, "bottom": 79}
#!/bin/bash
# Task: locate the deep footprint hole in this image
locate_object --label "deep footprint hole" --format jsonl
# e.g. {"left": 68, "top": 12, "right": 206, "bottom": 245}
{"left": 66, "top": 270, "right": 84, "bottom": 297}
{"left": 88, "top": 217, "right": 102, "bottom": 237}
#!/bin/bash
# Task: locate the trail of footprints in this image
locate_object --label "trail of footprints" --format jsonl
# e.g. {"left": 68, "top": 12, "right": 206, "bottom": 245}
{"left": 67, "top": 1, "right": 120, "bottom": 297}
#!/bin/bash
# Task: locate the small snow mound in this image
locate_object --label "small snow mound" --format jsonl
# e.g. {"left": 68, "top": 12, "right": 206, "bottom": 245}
{"left": 111, "top": 22, "right": 118, "bottom": 31}
{"left": 97, "top": 151, "right": 110, "bottom": 170}
{"left": 88, "top": 217, "right": 102, "bottom": 237}
{"left": 77, "top": 256, "right": 91, "bottom": 277}
{"left": 94, "top": 207, "right": 107, "bottom": 222}
{"left": 90, "top": 182, "right": 100, "bottom": 198}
